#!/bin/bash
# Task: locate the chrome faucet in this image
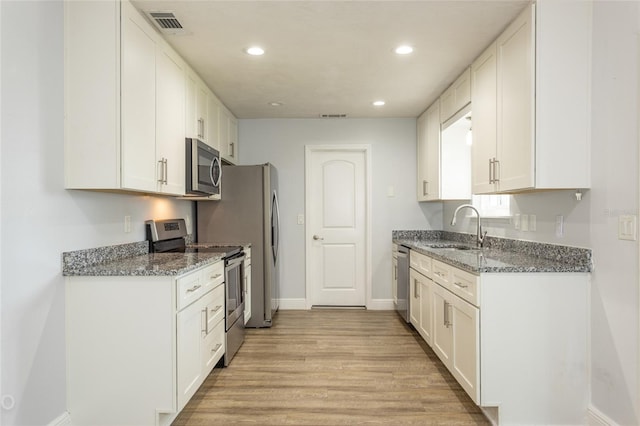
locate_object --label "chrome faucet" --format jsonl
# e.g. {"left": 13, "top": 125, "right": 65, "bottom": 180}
{"left": 451, "top": 204, "right": 487, "bottom": 248}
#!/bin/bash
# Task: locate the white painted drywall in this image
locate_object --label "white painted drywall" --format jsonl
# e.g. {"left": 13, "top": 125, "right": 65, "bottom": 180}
{"left": 0, "top": 1, "right": 194, "bottom": 424}
{"left": 239, "top": 118, "right": 443, "bottom": 301}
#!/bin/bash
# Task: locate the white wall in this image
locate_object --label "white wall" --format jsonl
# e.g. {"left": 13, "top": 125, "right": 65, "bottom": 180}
{"left": 239, "top": 118, "right": 442, "bottom": 302}
{"left": 444, "top": 2, "right": 640, "bottom": 423}
{"left": 0, "top": 1, "right": 195, "bottom": 424}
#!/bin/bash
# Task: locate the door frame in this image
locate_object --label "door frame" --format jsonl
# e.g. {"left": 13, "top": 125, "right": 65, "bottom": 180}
{"left": 304, "top": 144, "right": 372, "bottom": 309}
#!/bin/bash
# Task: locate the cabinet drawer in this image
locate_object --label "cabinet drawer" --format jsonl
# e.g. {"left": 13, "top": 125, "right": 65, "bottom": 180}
{"left": 201, "top": 261, "right": 224, "bottom": 294}
{"left": 176, "top": 270, "right": 203, "bottom": 311}
{"left": 450, "top": 267, "right": 479, "bottom": 307}
{"left": 432, "top": 260, "right": 451, "bottom": 289}
{"left": 410, "top": 251, "right": 432, "bottom": 278}
{"left": 202, "top": 321, "right": 225, "bottom": 374}
{"left": 204, "top": 285, "right": 225, "bottom": 332}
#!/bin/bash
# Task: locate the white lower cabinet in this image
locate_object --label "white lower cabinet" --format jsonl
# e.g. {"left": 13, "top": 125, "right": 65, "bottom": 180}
{"left": 66, "top": 260, "right": 225, "bottom": 426}
{"left": 244, "top": 247, "right": 252, "bottom": 324}
{"left": 405, "top": 247, "right": 588, "bottom": 425}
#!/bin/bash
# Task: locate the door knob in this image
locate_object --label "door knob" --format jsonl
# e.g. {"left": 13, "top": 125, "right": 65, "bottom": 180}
{"left": 313, "top": 235, "right": 324, "bottom": 241}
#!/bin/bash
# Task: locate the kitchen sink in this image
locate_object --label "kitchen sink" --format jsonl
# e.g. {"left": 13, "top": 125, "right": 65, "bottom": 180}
{"left": 429, "top": 244, "right": 482, "bottom": 252}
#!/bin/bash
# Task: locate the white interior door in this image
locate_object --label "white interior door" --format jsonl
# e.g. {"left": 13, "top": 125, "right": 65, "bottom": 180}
{"left": 306, "top": 146, "right": 369, "bottom": 307}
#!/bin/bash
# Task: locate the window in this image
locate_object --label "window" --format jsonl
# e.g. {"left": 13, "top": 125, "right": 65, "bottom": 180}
{"left": 471, "top": 194, "right": 511, "bottom": 218}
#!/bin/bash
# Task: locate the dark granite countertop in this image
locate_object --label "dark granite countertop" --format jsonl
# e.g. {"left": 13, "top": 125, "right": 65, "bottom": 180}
{"left": 393, "top": 231, "right": 591, "bottom": 275}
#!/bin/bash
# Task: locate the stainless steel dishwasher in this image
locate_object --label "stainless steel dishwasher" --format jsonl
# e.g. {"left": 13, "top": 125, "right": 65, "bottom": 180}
{"left": 395, "top": 245, "right": 410, "bottom": 322}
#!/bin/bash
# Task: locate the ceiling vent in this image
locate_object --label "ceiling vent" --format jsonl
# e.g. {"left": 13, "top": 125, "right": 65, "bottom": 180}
{"left": 319, "top": 114, "right": 348, "bottom": 118}
{"left": 146, "top": 11, "right": 186, "bottom": 35}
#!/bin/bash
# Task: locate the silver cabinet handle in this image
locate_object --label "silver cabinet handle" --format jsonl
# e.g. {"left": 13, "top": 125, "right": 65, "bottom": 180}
{"left": 201, "top": 307, "right": 208, "bottom": 334}
{"left": 163, "top": 158, "right": 168, "bottom": 184}
{"left": 186, "top": 284, "right": 201, "bottom": 293}
{"left": 210, "top": 273, "right": 222, "bottom": 280}
{"left": 210, "top": 305, "right": 222, "bottom": 314}
{"left": 313, "top": 235, "right": 324, "bottom": 241}
{"left": 198, "top": 118, "right": 204, "bottom": 139}
{"left": 414, "top": 279, "right": 419, "bottom": 299}
{"left": 230, "top": 142, "right": 235, "bottom": 157}
{"left": 434, "top": 271, "right": 445, "bottom": 278}
{"left": 488, "top": 158, "right": 493, "bottom": 184}
{"left": 158, "top": 159, "right": 164, "bottom": 183}
{"left": 444, "top": 300, "right": 453, "bottom": 328}
{"left": 394, "top": 265, "right": 397, "bottom": 280}
{"left": 453, "top": 281, "right": 468, "bottom": 289}
{"left": 423, "top": 180, "right": 428, "bottom": 196}
{"left": 212, "top": 343, "right": 222, "bottom": 353}
{"left": 494, "top": 159, "right": 500, "bottom": 183}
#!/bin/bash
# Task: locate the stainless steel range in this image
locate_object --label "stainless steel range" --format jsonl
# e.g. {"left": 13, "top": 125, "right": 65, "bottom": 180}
{"left": 146, "top": 218, "right": 245, "bottom": 366}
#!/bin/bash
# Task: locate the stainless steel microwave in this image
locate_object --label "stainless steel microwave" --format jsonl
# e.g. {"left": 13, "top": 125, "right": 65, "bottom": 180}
{"left": 186, "top": 138, "right": 221, "bottom": 196}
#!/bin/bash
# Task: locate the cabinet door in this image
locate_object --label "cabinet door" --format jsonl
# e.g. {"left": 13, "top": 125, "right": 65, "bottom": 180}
{"left": 392, "top": 257, "right": 398, "bottom": 306}
{"left": 207, "top": 93, "right": 221, "bottom": 151}
{"left": 120, "top": 4, "right": 156, "bottom": 192}
{"left": 496, "top": 5, "right": 535, "bottom": 192}
{"left": 418, "top": 277, "right": 433, "bottom": 346}
{"left": 431, "top": 284, "right": 453, "bottom": 367}
{"left": 409, "top": 269, "right": 421, "bottom": 327}
{"left": 185, "top": 71, "right": 198, "bottom": 139}
{"left": 424, "top": 101, "right": 441, "bottom": 200}
{"left": 244, "top": 262, "right": 252, "bottom": 324}
{"left": 451, "top": 294, "right": 480, "bottom": 404}
{"left": 156, "top": 46, "right": 186, "bottom": 195}
{"left": 416, "top": 111, "right": 429, "bottom": 201}
{"left": 228, "top": 115, "right": 238, "bottom": 164}
{"left": 176, "top": 299, "right": 205, "bottom": 411}
{"left": 471, "top": 42, "right": 498, "bottom": 194}
{"left": 196, "top": 84, "right": 208, "bottom": 142}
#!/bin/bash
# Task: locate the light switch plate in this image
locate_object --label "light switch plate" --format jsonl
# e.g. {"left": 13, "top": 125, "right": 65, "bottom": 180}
{"left": 297, "top": 214, "right": 305, "bottom": 225}
{"left": 514, "top": 214, "right": 521, "bottom": 230}
{"left": 124, "top": 215, "right": 132, "bottom": 233}
{"left": 619, "top": 215, "right": 637, "bottom": 241}
{"left": 521, "top": 214, "right": 529, "bottom": 232}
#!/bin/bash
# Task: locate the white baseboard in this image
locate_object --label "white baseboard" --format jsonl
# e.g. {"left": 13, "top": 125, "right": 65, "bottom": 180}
{"left": 278, "top": 298, "right": 307, "bottom": 310}
{"left": 48, "top": 412, "right": 72, "bottom": 426}
{"left": 587, "top": 405, "right": 618, "bottom": 426}
{"left": 366, "top": 299, "right": 395, "bottom": 310}
{"left": 278, "top": 299, "right": 394, "bottom": 310}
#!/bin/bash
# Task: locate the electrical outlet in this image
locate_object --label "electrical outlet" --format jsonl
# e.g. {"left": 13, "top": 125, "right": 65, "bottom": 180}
{"left": 555, "top": 215, "right": 564, "bottom": 238}
{"left": 514, "top": 214, "right": 521, "bottom": 230}
{"left": 297, "top": 214, "right": 305, "bottom": 225}
{"left": 530, "top": 215, "right": 537, "bottom": 232}
{"left": 124, "top": 215, "right": 132, "bottom": 233}
{"left": 521, "top": 214, "right": 529, "bottom": 232}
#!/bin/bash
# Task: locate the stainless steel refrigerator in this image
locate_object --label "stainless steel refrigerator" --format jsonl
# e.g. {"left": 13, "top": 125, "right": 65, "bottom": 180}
{"left": 196, "top": 164, "right": 280, "bottom": 328}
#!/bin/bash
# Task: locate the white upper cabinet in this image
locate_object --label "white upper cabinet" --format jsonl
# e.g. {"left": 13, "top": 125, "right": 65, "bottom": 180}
{"left": 416, "top": 101, "right": 441, "bottom": 201}
{"left": 440, "top": 68, "right": 471, "bottom": 125}
{"left": 219, "top": 106, "right": 239, "bottom": 164}
{"left": 65, "top": 0, "right": 238, "bottom": 195}
{"left": 471, "top": 1, "right": 591, "bottom": 194}
{"left": 155, "top": 46, "right": 186, "bottom": 195}
{"left": 120, "top": 6, "right": 157, "bottom": 193}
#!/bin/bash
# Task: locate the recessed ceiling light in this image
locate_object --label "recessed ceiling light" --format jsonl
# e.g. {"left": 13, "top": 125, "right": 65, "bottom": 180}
{"left": 246, "top": 46, "right": 265, "bottom": 56}
{"left": 268, "top": 102, "right": 283, "bottom": 107}
{"left": 373, "top": 100, "right": 386, "bottom": 107}
{"left": 394, "top": 45, "right": 413, "bottom": 55}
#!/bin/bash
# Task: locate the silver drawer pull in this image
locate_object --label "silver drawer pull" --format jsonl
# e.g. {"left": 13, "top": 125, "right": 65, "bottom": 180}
{"left": 210, "top": 305, "right": 222, "bottom": 314}
{"left": 454, "top": 281, "right": 468, "bottom": 288}
{"left": 210, "top": 273, "right": 222, "bottom": 280}
{"left": 435, "top": 271, "right": 445, "bottom": 277}
{"left": 212, "top": 343, "right": 222, "bottom": 353}
{"left": 186, "top": 284, "right": 201, "bottom": 293}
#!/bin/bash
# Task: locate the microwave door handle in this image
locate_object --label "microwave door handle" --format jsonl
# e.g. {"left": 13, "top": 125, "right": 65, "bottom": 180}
{"left": 210, "top": 157, "right": 221, "bottom": 187}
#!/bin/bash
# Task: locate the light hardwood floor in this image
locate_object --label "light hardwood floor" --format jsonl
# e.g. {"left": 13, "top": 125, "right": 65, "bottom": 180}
{"left": 173, "top": 310, "right": 489, "bottom": 425}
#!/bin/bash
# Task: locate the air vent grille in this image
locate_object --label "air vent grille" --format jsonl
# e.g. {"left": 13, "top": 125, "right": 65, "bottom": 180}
{"left": 146, "top": 11, "right": 185, "bottom": 34}
{"left": 319, "top": 114, "right": 348, "bottom": 118}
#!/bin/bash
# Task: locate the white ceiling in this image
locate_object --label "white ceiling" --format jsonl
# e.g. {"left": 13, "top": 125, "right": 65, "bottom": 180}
{"left": 132, "top": 0, "right": 529, "bottom": 119}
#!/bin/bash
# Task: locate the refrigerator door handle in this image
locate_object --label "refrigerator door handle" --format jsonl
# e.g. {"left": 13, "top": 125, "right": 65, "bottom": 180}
{"left": 271, "top": 190, "right": 280, "bottom": 264}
